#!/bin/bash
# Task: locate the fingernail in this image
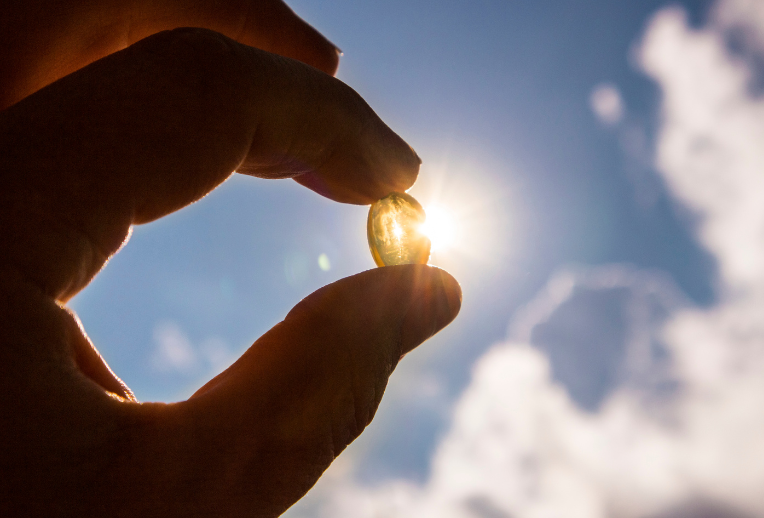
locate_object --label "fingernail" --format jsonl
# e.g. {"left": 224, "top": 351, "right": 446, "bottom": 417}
{"left": 400, "top": 268, "right": 462, "bottom": 355}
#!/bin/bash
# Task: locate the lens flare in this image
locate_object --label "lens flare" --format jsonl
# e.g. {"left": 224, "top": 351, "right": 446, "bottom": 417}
{"left": 404, "top": 156, "right": 513, "bottom": 277}
{"left": 420, "top": 205, "right": 458, "bottom": 253}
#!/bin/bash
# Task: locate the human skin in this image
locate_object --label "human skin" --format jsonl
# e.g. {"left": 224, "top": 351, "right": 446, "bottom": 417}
{"left": 0, "top": 1, "right": 461, "bottom": 516}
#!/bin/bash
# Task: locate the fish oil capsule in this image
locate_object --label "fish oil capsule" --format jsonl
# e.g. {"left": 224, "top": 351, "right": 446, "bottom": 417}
{"left": 367, "top": 192, "right": 431, "bottom": 267}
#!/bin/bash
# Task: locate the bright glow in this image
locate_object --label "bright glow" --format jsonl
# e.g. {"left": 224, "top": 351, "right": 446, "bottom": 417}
{"left": 403, "top": 155, "right": 514, "bottom": 274}
{"left": 392, "top": 221, "right": 403, "bottom": 240}
{"left": 317, "top": 253, "right": 331, "bottom": 271}
{"left": 420, "top": 205, "right": 458, "bottom": 253}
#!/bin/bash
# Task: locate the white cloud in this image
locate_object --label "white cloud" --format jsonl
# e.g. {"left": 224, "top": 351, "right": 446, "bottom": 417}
{"left": 714, "top": 0, "right": 764, "bottom": 53}
{"left": 590, "top": 83, "right": 626, "bottom": 125}
{"left": 151, "top": 320, "right": 235, "bottom": 374}
{"left": 640, "top": 5, "right": 764, "bottom": 291}
{"left": 288, "top": 3, "right": 764, "bottom": 517}
{"left": 152, "top": 320, "right": 198, "bottom": 372}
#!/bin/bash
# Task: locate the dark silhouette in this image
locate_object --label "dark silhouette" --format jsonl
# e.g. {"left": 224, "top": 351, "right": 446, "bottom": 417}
{"left": 0, "top": 1, "right": 461, "bottom": 516}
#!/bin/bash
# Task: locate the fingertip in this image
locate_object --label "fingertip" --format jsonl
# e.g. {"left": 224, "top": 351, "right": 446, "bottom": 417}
{"left": 438, "top": 268, "right": 463, "bottom": 319}
{"left": 325, "top": 43, "right": 342, "bottom": 77}
{"left": 412, "top": 146, "right": 423, "bottom": 165}
{"left": 283, "top": 265, "right": 460, "bottom": 346}
{"left": 366, "top": 124, "right": 423, "bottom": 200}
{"left": 298, "top": 29, "right": 341, "bottom": 76}
{"left": 267, "top": 1, "right": 341, "bottom": 75}
{"left": 399, "top": 266, "right": 461, "bottom": 355}
{"left": 292, "top": 118, "right": 422, "bottom": 205}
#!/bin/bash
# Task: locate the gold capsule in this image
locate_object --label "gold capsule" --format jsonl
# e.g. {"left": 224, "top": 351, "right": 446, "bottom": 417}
{"left": 367, "top": 192, "right": 431, "bottom": 267}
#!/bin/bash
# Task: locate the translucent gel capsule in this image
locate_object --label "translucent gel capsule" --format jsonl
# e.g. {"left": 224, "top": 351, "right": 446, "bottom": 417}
{"left": 367, "top": 192, "right": 431, "bottom": 267}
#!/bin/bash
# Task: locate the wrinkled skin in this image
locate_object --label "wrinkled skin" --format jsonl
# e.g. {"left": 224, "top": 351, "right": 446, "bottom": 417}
{"left": 0, "top": 1, "right": 461, "bottom": 516}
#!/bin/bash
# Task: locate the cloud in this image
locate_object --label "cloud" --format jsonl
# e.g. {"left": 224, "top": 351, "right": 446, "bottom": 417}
{"left": 151, "top": 320, "right": 235, "bottom": 374}
{"left": 590, "top": 83, "right": 625, "bottom": 125}
{"left": 152, "top": 320, "right": 197, "bottom": 372}
{"left": 287, "top": 3, "right": 764, "bottom": 517}
{"left": 713, "top": 0, "right": 764, "bottom": 54}
{"left": 640, "top": 4, "right": 764, "bottom": 291}
{"left": 510, "top": 266, "right": 685, "bottom": 413}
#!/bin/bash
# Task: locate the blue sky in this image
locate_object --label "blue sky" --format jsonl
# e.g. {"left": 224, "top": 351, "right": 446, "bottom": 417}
{"left": 70, "top": 1, "right": 764, "bottom": 516}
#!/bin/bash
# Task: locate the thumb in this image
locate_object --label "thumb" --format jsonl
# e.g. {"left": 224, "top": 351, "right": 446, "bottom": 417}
{"left": 0, "top": 264, "right": 460, "bottom": 516}
{"left": 140, "top": 266, "right": 461, "bottom": 516}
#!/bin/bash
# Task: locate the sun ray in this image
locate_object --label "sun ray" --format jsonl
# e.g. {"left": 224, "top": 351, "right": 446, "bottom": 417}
{"left": 420, "top": 204, "right": 458, "bottom": 253}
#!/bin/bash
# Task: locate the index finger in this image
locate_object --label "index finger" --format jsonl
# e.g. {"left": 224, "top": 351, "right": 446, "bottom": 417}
{"left": 0, "top": 28, "right": 420, "bottom": 301}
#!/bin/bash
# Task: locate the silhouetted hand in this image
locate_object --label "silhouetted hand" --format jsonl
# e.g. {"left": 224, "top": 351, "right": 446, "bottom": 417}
{"left": 0, "top": 1, "right": 461, "bottom": 516}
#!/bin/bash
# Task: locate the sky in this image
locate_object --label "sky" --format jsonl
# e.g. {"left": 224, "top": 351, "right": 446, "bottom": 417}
{"left": 69, "top": 0, "right": 764, "bottom": 517}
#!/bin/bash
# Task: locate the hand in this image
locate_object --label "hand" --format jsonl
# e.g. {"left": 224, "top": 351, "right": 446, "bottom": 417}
{"left": 0, "top": 1, "right": 461, "bottom": 516}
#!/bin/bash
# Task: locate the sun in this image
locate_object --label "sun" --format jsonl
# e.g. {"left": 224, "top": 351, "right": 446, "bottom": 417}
{"left": 420, "top": 204, "right": 458, "bottom": 253}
